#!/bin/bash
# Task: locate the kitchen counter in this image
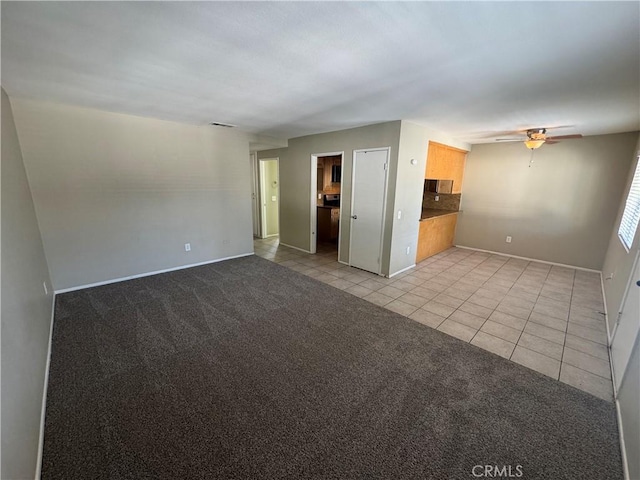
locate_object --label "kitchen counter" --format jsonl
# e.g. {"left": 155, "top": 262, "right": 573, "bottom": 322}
{"left": 420, "top": 208, "right": 459, "bottom": 221}
{"left": 317, "top": 205, "right": 339, "bottom": 209}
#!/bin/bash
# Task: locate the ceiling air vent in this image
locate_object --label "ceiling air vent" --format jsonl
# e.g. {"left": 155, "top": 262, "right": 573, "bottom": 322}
{"left": 209, "top": 122, "right": 236, "bottom": 128}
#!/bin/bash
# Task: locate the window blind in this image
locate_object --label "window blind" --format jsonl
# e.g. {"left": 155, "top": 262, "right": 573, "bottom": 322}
{"left": 618, "top": 156, "right": 640, "bottom": 250}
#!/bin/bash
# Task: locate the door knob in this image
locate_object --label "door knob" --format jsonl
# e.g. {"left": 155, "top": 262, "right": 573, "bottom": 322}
{"left": 351, "top": 215, "right": 358, "bottom": 219}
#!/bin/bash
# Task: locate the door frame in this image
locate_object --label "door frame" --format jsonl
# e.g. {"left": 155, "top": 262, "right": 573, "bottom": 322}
{"left": 250, "top": 152, "right": 260, "bottom": 237}
{"left": 610, "top": 247, "right": 640, "bottom": 391}
{"left": 348, "top": 147, "right": 390, "bottom": 275}
{"left": 258, "top": 157, "right": 280, "bottom": 239}
{"left": 310, "top": 151, "right": 344, "bottom": 255}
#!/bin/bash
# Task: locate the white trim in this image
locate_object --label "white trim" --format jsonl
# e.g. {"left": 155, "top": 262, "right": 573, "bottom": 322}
{"left": 601, "top": 272, "right": 614, "bottom": 347}
{"left": 54, "top": 253, "right": 253, "bottom": 294}
{"left": 389, "top": 264, "right": 416, "bottom": 278}
{"left": 610, "top": 248, "right": 640, "bottom": 343}
{"left": 278, "top": 242, "right": 312, "bottom": 254}
{"left": 310, "top": 155, "right": 318, "bottom": 254}
{"left": 600, "top": 257, "right": 631, "bottom": 480}
{"left": 35, "top": 294, "right": 56, "bottom": 479}
{"left": 615, "top": 397, "right": 631, "bottom": 480}
{"left": 453, "top": 245, "right": 601, "bottom": 273}
{"left": 249, "top": 152, "right": 260, "bottom": 238}
{"left": 258, "top": 157, "right": 279, "bottom": 239}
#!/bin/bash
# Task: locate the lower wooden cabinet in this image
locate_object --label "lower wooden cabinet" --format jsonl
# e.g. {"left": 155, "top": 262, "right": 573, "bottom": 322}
{"left": 318, "top": 207, "right": 339, "bottom": 241}
{"left": 416, "top": 213, "right": 458, "bottom": 262}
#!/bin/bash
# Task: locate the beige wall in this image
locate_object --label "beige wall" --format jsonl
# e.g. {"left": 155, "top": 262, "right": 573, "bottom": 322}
{"left": 1, "top": 89, "right": 54, "bottom": 479}
{"left": 389, "top": 121, "right": 469, "bottom": 275}
{"left": 600, "top": 133, "right": 639, "bottom": 480}
{"left": 11, "top": 98, "right": 255, "bottom": 291}
{"left": 257, "top": 121, "right": 470, "bottom": 276}
{"left": 602, "top": 134, "right": 640, "bottom": 329}
{"left": 456, "top": 132, "right": 638, "bottom": 270}
{"left": 261, "top": 122, "right": 402, "bottom": 274}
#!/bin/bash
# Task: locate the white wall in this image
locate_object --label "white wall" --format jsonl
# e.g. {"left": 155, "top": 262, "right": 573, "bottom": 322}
{"left": 1, "top": 89, "right": 54, "bottom": 479}
{"left": 389, "top": 121, "right": 469, "bottom": 276}
{"left": 456, "top": 133, "right": 638, "bottom": 270}
{"left": 11, "top": 98, "right": 255, "bottom": 291}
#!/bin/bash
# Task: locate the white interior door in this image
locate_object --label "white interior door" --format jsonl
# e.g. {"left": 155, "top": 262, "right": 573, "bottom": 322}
{"left": 349, "top": 148, "right": 389, "bottom": 274}
{"left": 611, "top": 250, "right": 640, "bottom": 390}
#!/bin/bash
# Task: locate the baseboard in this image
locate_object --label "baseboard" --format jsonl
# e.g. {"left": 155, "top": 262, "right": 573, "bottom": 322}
{"left": 54, "top": 253, "right": 254, "bottom": 294}
{"left": 389, "top": 264, "right": 416, "bottom": 278}
{"left": 35, "top": 293, "right": 56, "bottom": 479}
{"left": 615, "top": 397, "right": 631, "bottom": 480}
{"left": 600, "top": 275, "right": 629, "bottom": 479}
{"left": 278, "top": 242, "right": 312, "bottom": 254}
{"left": 454, "top": 245, "right": 601, "bottom": 273}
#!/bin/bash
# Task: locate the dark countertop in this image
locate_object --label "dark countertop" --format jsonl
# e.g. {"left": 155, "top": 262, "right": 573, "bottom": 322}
{"left": 420, "top": 208, "right": 459, "bottom": 221}
{"left": 317, "top": 205, "right": 339, "bottom": 209}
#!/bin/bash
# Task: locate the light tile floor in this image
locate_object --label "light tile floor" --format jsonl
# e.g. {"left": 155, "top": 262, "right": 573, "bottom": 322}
{"left": 253, "top": 237, "right": 613, "bottom": 401}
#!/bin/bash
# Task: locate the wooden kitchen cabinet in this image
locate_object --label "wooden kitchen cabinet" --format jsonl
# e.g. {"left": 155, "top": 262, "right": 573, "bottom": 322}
{"left": 424, "top": 142, "right": 468, "bottom": 194}
{"left": 318, "top": 207, "right": 340, "bottom": 242}
{"left": 416, "top": 213, "right": 458, "bottom": 262}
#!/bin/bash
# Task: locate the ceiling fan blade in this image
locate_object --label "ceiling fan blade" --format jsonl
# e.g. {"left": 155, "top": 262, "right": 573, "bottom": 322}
{"left": 545, "top": 140, "right": 560, "bottom": 145}
{"left": 495, "top": 138, "right": 525, "bottom": 142}
{"left": 546, "top": 134, "right": 583, "bottom": 140}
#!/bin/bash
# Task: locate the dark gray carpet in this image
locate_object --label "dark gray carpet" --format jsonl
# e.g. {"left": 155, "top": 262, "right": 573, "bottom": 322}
{"left": 43, "top": 255, "right": 622, "bottom": 479}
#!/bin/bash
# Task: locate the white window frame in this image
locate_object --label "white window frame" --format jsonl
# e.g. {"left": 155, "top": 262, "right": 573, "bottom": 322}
{"left": 618, "top": 155, "right": 640, "bottom": 252}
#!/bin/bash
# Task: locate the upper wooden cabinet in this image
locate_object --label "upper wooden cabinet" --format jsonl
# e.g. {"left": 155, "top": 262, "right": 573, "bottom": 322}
{"left": 425, "top": 142, "right": 468, "bottom": 193}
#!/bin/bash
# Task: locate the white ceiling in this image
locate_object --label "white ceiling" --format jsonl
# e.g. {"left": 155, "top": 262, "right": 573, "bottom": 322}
{"left": 2, "top": 2, "right": 639, "bottom": 143}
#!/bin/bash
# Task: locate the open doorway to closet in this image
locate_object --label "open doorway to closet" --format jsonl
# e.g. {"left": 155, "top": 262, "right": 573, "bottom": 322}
{"left": 311, "top": 152, "right": 343, "bottom": 256}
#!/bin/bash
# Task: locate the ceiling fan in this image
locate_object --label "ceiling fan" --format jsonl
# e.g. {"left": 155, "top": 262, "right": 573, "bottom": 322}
{"left": 495, "top": 128, "right": 583, "bottom": 149}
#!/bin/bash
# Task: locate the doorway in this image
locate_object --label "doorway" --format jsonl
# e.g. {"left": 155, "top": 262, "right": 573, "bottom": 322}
{"left": 259, "top": 158, "right": 280, "bottom": 238}
{"left": 349, "top": 148, "right": 390, "bottom": 275}
{"left": 310, "top": 151, "right": 343, "bottom": 255}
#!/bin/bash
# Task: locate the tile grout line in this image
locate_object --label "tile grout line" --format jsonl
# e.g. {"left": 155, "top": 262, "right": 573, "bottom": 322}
{"left": 509, "top": 263, "right": 553, "bottom": 365}
{"left": 468, "top": 257, "right": 531, "bottom": 346}
{"left": 258, "top": 241, "right": 612, "bottom": 395}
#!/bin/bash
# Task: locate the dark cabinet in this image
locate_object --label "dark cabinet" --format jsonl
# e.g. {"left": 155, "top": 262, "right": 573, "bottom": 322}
{"left": 318, "top": 207, "right": 339, "bottom": 241}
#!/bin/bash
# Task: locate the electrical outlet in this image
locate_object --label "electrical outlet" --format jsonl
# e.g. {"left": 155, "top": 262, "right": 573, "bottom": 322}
{"left": 43, "top": 282, "right": 48, "bottom": 295}
{"left": 397, "top": 210, "right": 402, "bottom": 219}
{"left": 506, "top": 236, "right": 512, "bottom": 243}
{"left": 318, "top": 193, "right": 322, "bottom": 200}
{"left": 185, "top": 243, "right": 191, "bottom": 252}
{"left": 435, "top": 195, "right": 439, "bottom": 201}
{"left": 406, "top": 246, "right": 410, "bottom": 255}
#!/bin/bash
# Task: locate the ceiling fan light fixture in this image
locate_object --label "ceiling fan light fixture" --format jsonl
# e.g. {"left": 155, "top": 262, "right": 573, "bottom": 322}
{"left": 524, "top": 139, "right": 545, "bottom": 150}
